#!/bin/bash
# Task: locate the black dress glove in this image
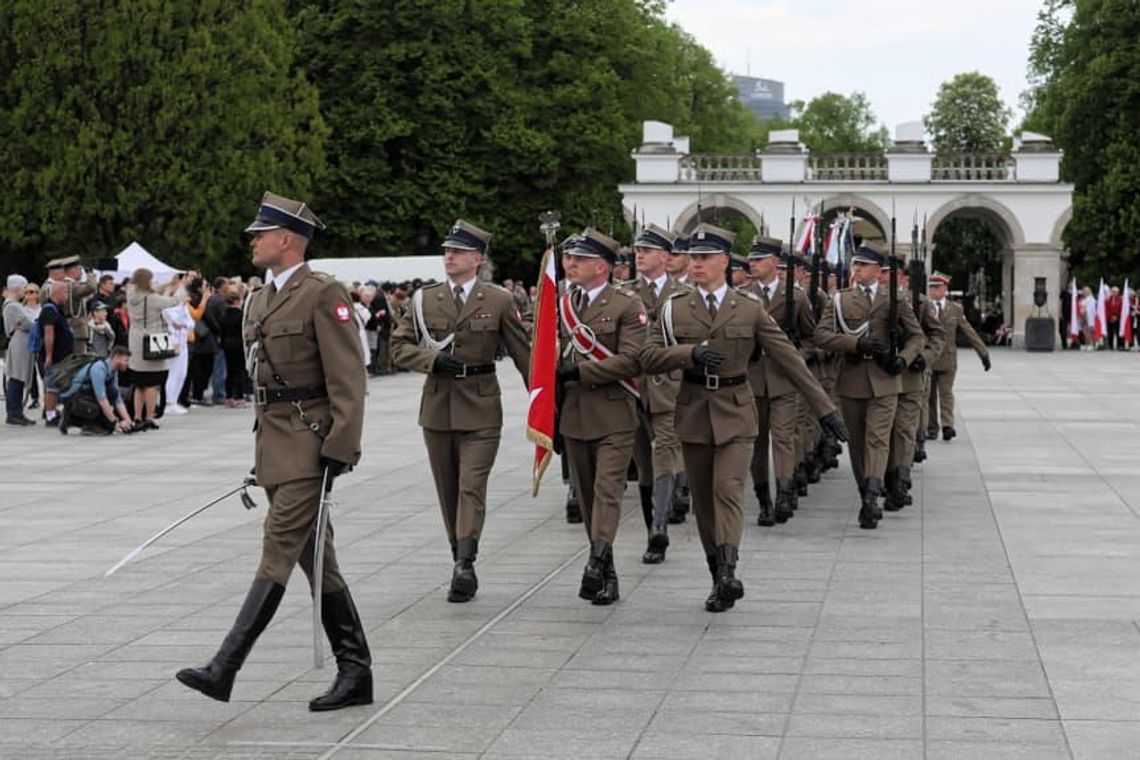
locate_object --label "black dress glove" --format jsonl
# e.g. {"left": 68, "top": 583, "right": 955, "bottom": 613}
{"left": 879, "top": 353, "right": 906, "bottom": 375}
{"left": 856, "top": 333, "right": 887, "bottom": 357}
{"left": 819, "top": 411, "right": 849, "bottom": 443}
{"left": 432, "top": 352, "right": 465, "bottom": 376}
{"left": 691, "top": 344, "right": 727, "bottom": 369}
{"left": 908, "top": 354, "right": 926, "bottom": 373}
{"left": 556, "top": 360, "right": 580, "bottom": 382}
{"left": 319, "top": 457, "right": 350, "bottom": 491}
{"left": 982, "top": 355, "right": 992, "bottom": 372}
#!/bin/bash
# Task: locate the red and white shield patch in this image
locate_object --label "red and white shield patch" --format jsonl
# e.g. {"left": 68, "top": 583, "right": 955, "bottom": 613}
{"left": 334, "top": 304, "right": 351, "bottom": 323}
{"left": 637, "top": 310, "right": 648, "bottom": 326}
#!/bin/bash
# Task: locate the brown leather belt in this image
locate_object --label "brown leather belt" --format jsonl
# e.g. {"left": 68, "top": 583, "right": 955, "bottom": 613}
{"left": 255, "top": 385, "right": 327, "bottom": 406}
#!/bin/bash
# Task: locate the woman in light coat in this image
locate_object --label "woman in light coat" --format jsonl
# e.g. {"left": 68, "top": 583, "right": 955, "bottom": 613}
{"left": 3, "top": 275, "right": 36, "bottom": 425}
{"left": 161, "top": 275, "right": 194, "bottom": 415}
{"left": 127, "top": 268, "right": 179, "bottom": 429}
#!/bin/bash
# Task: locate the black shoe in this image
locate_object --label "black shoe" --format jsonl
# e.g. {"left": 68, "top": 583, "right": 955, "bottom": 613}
{"left": 5, "top": 417, "right": 34, "bottom": 426}
{"left": 883, "top": 468, "right": 905, "bottom": 512}
{"left": 926, "top": 427, "right": 939, "bottom": 440}
{"left": 756, "top": 484, "right": 775, "bottom": 527}
{"left": 794, "top": 465, "right": 809, "bottom": 497}
{"left": 704, "top": 554, "right": 733, "bottom": 612}
{"left": 774, "top": 479, "right": 795, "bottom": 524}
{"left": 642, "top": 527, "right": 668, "bottom": 564}
{"left": 309, "top": 587, "right": 373, "bottom": 711}
{"left": 593, "top": 556, "right": 619, "bottom": 606}
{"left": 81, "top": 425, "right": 113, "bottom": 436}
{"left": 176, "top": 579, "right": 285, "bottom": 702}
{"left": 858, "top": 477, "right": 883, "bottom": 529}
{"left": 942, "top": 426, "right": 956, "bottom": 441}
{"left": 44, "top": 415, "right": 60, "bottom": 428}
{"left": 447, "top": 538, "right": 478, "bottom": 603}
{"left": 144, "top": 419, "right": 160, "bottom": 430}
{"left": 565, "top": 485, "right": 582, "bottom": 524}
{"left": 715, "top": 545, "right": 745, "bottom": 604}
{"left": 579, "top": 539, "right": 610, "bottom": 600}
{"left": 913, "top": 432, "right": 927, "bottom": 463}
{"left": 804, "top": 455, "right": 822, "bottom": 484}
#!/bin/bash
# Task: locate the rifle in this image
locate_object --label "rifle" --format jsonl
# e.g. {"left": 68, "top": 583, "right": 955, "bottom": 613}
{"left": 888, "top": 208, "right": 899, "bottom": 365}
{"left": 785, "top": 200, "right": 797, "bottom": 342}
{"left": 910, "top": 215, "right": 922, "bottom": 322}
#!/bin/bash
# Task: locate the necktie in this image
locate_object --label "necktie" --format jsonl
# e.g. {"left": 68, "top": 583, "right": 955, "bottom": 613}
{"left": 863, "top": 285, "right": 874, "bottom": 303}
{"left": 573, "top": 287, "right": 588, "bottom": 314}
{"left": 648, "top": 280, "right": 658, "bottom": 298}
{"left": 761, "top": 286, "right": 771, "bottom": 306}
{"left": 936, "top": 302, "right": 943, "bottom": 318}
{"left": 266, "top": 281, "right": 277, "bottom": 304}
{"left": 706, "top": 293, "right": 718, "bottom": 320}
{"left": 453, "top": 284, "right": 465, "bottom": 311}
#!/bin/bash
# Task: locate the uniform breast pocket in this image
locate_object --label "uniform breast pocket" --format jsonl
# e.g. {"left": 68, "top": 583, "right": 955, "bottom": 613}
{"left": 468, "top": 320, "right": 496, "bottom": 333}
{"left": 673, "top": 326, "right": 702, "bottom": 342}
{"left": 592, "top": 321, "right": 616, "bottom": 335}
{"left": 270, "top": 319, "right": 306, "bottom": 339}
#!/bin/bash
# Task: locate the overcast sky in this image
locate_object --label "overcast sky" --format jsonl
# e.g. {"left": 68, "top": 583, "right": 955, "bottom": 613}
{"left": 665, "top": 0, "right": 1044, "bottom": 139}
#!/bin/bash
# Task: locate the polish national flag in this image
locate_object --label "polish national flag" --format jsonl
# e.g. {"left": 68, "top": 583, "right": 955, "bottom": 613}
{"left": 1121, "top": 279, "right": 1133, "bottom": 343}
{"left": 795, "top": 214, "right": 817, "bottom": 256}
{"left": 1095, "top": 278, "right": 1108, "bottom": 344}
{"left": 526, "top": 247, "right": 559, "bottom": 496}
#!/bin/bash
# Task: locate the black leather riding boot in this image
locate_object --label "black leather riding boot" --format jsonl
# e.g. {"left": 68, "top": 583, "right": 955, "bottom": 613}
{"left": 704, "top": 554, "right": 729, "bottom": 612}
{"left": 309, "top": 586, "right": 373, "bottom": 711}
{"left": 859, "top": 477, "right": 884, "bottom": 529}
{"left": 448, "top": 537, "right": 478, "bottom": 603}
{"left": 643, "top": 475, "right": 672, "bottom": 564}
{"left": 669, "top": 472, "right": 690, "bottom": 523}
{"left": 565, "top": 483, "right": 582, "bottom": 524}
{"left": 176, "top": 579, "right": 285, "bottom": 701}
{"left": 913, "top": 429, "right": 927, "bottom": 463}
{"left": 594, "top": 554, "right": 620, "bottom": 606}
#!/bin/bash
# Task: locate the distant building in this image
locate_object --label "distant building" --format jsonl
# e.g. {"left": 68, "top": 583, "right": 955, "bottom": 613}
{"left": 732, "top": 75, "right": 790, "bottom": 121}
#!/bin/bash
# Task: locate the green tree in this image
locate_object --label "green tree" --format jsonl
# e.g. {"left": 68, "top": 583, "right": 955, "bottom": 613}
{"left": 0, "top": 0, "right": 327, "bottom": 276}
{"left": 786, "top": 92, "right": 889, "bottom": 153}
{"left": 1022, "top": 0, "right": 1140, "bottom": 284}
{"left": 924, "top": 71, "right": 1012, "bottom": 153}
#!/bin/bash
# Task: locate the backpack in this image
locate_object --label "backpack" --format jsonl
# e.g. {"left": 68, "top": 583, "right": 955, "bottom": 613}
{"left": 47, "top": 353, "right": 100, "bottom": 392}
{"left": 27, "top": 302, "right": 61, "bottom": 355}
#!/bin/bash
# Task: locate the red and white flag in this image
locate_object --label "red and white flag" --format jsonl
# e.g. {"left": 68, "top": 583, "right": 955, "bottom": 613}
{"left": 1069, "top": 279, "right": 1080, "bottom": 339}
{"left": 795, "top": 214, "right": 818, "bottom": 256}
{"left": 526, "top": 247, "right": 559, "bottom": 496}
{"left": 1121, "top": 279, "right": 1133, "bottom": 343}
{"left": 1095, "top": 278, "right": 1108, "bottom": 343}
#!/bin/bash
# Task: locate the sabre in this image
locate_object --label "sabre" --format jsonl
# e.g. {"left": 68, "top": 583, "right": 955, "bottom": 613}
{"left": 312, "top": 466, "right": 335, "bottom": 669}
{"left": 104, "top": 476, "right": 260, "bottom": 577}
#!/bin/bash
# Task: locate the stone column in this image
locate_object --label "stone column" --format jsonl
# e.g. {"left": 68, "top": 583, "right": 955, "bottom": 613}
{"left": 1001, "top": 249, "right": 1013, "bottom": 327}
{"left": 1011, "top": 245, "right": 1062, "bottom": 348}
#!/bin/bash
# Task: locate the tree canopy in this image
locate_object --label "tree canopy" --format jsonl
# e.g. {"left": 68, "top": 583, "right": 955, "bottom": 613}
{"left": 0, "top": 0, "right": 762, "bottom": 279}
{"left": 924, "top": 71, "right": 1012, "bottom": 153}
{"left": 1022, "top": 0, "right": 1140, "bottom": 283}
{"left": 785, "top": 92, "right": 889, "bottom": 153}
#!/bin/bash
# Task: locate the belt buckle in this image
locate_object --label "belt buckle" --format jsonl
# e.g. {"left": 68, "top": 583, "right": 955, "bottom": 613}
{"left": 705, "top": 373, "right": 720, "bottom": 390}
{"left": 254, "top": 386, "right": 268, "bottom": 406}
{"left": 454, "top": 363, "right": 469, "bottom": 379}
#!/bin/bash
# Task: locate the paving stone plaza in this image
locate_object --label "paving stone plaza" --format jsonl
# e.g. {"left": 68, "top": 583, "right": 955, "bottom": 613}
{"left": 1, "top": 348, "right": 1138, "bottom": 759}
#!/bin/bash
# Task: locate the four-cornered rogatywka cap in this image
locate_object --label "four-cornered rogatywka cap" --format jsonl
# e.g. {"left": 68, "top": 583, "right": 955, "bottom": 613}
{"left": 45, "top": 255, "right": 80, "bottom": 270}
{"left": 633, "top": 223, "right": 676, "bottom": 253}
{"left": 928, "top": 271, "right": 951, "bottom": 287}
{"left": 441, "top": 219, "right": 492, "bottom": 254}
{"left": 567, "top": 228, "right": 621, "bottom": 264}
{"left": 851, "top": 242, "right": 887, "bottom": 267}
{"left": 245, "top": 191, "right": 327, "bottom": 239}
{"left": 747, "top": 235, "right": 783, "bottom": 260}
{"left": 687, "top": 223, "right": 735, "bottom": 254}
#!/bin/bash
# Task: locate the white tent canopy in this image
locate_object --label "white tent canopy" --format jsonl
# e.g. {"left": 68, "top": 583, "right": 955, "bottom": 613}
{"left": 97, "top": 241, "right": 181, "bottom": 285}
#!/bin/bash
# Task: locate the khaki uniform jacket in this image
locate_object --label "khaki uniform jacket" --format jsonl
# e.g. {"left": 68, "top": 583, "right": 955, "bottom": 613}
{"left": 641, "top": 288, "right": 834, "bottom": 446}
{"left": 390, "top": 280, "right": 530, "bottom": 431}
{"left": 903, "top": 292, "right": 946, "bottom": 392}
{"left": 56, "top": 274, "right": 96, "bottom": 342}
{"left": 815, "top": 286, "right": 926, "bottom": 399}
{"left": 930, "top": 299, "right": 989, "bottom": 372}
{"left": 559, "top": 284, "right": 646, "bottom": 441}
{"left": 244, "top": 265, "right": 365, "bottom": 488}
{"left": 625, "top": 276, "right": 691, "bottom": 413}
{"left": 745, "top": 280, "right": 816, "bottom": 398}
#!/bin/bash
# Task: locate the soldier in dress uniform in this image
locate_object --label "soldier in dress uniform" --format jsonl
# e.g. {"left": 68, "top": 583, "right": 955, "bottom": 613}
{"left": 558, "top": 228, "right": 647, "bottom": 605}
{"left": 814, "top": 243, "right": 926, "bottom": 529}
{"left": 641, "top": 223, "right": 846, "bottom": 612}
{"left": 626, "top": 224, "right": 691, "bottom": 564}
{"left": 744, "top": 238, "right": 820, "bottom": 526}
{"left": 45, "top": 256, "right": 97, "bottom": 354}
{"left": 178, "top": 192, "right": 371, "bottom": 712}
{"left": 662, "top": 233, "right": 693, "bottom": 522}
{"left": 880, "top": 261, "right": 945, "bottom": 511}
{"left": 559, "top": 235, "right": 585, "bottom": 525}
{"left": 925, "top": 272, "right": 991, "bottom": 442}
{"left": 390, "top": 220, "right": 530, "bottom": 603}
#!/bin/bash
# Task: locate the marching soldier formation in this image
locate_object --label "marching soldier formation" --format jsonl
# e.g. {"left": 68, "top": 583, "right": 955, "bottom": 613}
{"left": 162, "top": 197, "right": 994, "bottom": 710}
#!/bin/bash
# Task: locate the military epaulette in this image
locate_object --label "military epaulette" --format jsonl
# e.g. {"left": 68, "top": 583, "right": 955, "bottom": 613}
{"left": 482, "top": 281, "right": 511, "bottom": 295}
{"left": 612, "top": 286, "right": 638, "bottom": 299}
{"left": 421, "top": 280, "right": 447, "bottom": 292}
{"left": 734, "top": 287, "right": 761, "bottom": 302}
{"left": 617, "top": 278, "right": 639, "bottom": 288}
{"left": 306, "top": 270, "right": 334, "bottom": 283}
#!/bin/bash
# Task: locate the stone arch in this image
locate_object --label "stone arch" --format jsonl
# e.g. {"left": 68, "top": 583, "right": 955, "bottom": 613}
{"left": 673, "top": 194, "right": 763, "bottom": 234}
{"left": 817, "top": 193, "right": 892, "bottom": 240}
{"left": 925, "top": 194, "right": 1025, "bottom": 247}
{"left": 1050, "top": 206, "right": 1072, "bottom": 248}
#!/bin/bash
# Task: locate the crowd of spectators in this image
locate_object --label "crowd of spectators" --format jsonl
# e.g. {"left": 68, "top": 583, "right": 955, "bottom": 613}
{"left": 1060, "top": 283, "right": 1139, "bottom": 351}
{"left": 3, "top": 263, "right": 539, "bottom": 436}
